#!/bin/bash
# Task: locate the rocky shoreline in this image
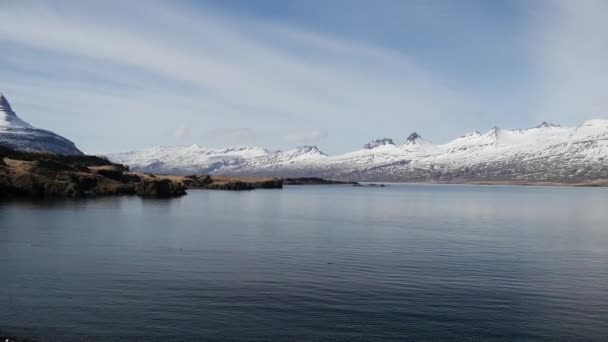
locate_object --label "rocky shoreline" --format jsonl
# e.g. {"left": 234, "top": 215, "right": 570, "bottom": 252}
{"left": 0, "top": 147, "right": 285, "bottom": 199}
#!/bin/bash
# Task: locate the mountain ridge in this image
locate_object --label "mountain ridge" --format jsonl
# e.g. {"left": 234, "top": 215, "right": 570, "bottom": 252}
{"left": 107, "top": 120, "right": 608, "bottom": 183}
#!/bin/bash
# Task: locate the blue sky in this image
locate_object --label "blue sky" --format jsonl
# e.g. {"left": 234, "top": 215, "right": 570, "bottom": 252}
{"left": 0, "top": 0, "right": 606, "bottom": 154}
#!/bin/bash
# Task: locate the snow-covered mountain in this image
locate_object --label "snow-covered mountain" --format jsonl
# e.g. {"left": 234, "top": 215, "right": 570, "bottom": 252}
{"left": 0, "top": 93, "right": 82, "bottom": 155}
{"left": 107, "top": 120, "right": 608, "bottom": 183}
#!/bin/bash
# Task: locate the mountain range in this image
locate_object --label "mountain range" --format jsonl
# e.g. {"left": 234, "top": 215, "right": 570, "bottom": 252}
{"left": 1, "top": 92, "right": 606, "bottom": 184}
{"left": 107, "top": 120, "right": 608, "bottom": 183}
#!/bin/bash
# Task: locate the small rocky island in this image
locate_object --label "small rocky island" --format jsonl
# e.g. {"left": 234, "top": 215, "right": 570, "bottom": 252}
{"left": 0, "top": 146, "right": 286, "bottom": 199}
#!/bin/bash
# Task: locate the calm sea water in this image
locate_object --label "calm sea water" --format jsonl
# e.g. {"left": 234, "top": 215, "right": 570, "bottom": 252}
{"left": 1, "top": 184, "right": 608, "bottom": 341}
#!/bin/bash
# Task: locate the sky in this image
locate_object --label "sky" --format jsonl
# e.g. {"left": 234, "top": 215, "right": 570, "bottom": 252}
{"left": 0, "top": 0, "right": 607, "bottom": 154}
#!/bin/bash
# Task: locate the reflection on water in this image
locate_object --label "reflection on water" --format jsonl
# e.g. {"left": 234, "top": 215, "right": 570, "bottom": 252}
{"left": 1, "top": 184, "right": 608, "bottom": 341}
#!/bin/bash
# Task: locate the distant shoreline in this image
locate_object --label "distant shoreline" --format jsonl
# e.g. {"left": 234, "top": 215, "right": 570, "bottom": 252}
{"left": 350, "top": 179, "right": 608, "bottom": 188}
{"left": 206, "top": 175, "right": 608, "bottom": 188}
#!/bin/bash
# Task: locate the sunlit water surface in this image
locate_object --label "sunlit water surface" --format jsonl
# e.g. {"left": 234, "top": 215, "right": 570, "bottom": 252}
{"left": 1, "top": 184, "right": 608, "bottom": 341}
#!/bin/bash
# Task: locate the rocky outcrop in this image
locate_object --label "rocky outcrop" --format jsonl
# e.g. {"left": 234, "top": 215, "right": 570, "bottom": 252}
{"left": 204, "top": 178, "right": 283, "bottom": 190}
{"left": 181, "top": 174, "right": 213, "bottom": 188}
{"left": 136, "top": 179, "right": 186, "bottom": 198}
{"left": 0, "top": 147, "right": 184, "bottom": 198}
{"left": 205, "top": 181, "right": 256, "bottom": 191}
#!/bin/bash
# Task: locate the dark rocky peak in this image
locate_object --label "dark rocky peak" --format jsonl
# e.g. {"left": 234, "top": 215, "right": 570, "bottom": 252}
{"left": 536, "top": 121, "right": 560, "bottom": 128}
{"left": 363, "top": 138, "right": 395, "bottom": 149}
{"left": 405, "top": 132, "right": 423, "bottom": 144}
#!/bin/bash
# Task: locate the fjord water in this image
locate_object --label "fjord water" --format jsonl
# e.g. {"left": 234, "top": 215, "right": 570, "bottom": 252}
{"left": 1, "top": 185, "right": 607, "bottom": 341}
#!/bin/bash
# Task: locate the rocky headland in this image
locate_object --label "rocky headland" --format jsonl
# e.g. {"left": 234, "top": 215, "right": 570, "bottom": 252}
{"left": 0, "top": 147, "right": 286, "bottom": 199}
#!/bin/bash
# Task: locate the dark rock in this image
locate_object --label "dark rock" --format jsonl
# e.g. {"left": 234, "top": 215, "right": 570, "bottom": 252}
{"left": 353, "top": 183, "right": 386, "bottom": 187}
{"left": 182, "top": 174, "right": 213, "bottom": 188}
{"left": 205, "top": 181, "right": 255, "bottom": 191}
{"left": 34, "top": 158, "right": 80, "bottom": 173}
{"left": 255, "top": 178, "right": 283, "bottom": 189}
{"left": 204, "top": 178, "right": 283, "bottom": 190}
{"left": 93, "top": 167, "right": 124, "bottom": 181}
{"left": 121, "top": 173, "right": 141, "bottom": 183}
{"left": 136, "top": 179, "right": 186, "bottom": 198}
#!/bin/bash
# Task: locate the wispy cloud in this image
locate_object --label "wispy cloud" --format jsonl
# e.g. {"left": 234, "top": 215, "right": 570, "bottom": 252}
{"left": 0, "top": 0, "right": 604, "bottom": 154}
{"left": 0, "top": 0, "right": 478, "bottom": 153}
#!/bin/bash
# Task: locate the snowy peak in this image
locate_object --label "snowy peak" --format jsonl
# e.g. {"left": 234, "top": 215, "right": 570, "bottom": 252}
{"left": 363, "top": 138, "right": 395, "bottom": 149}
{"left": 0, "top": 93, "right": 16, "bottom": 117}
{"left": 399, "top": 132, "right": 432, "bottom": 151}
{"left": 1, "top": 93, "right": 33, "bottom": 130}
{"left": 288, "top": 145, "right": 326, "bottom": 157}
{"left": 0, "top": 93, "right": 82, "bottom": 155}
{"left": 482, "top": 126, "right": 501, "bottom": 143}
